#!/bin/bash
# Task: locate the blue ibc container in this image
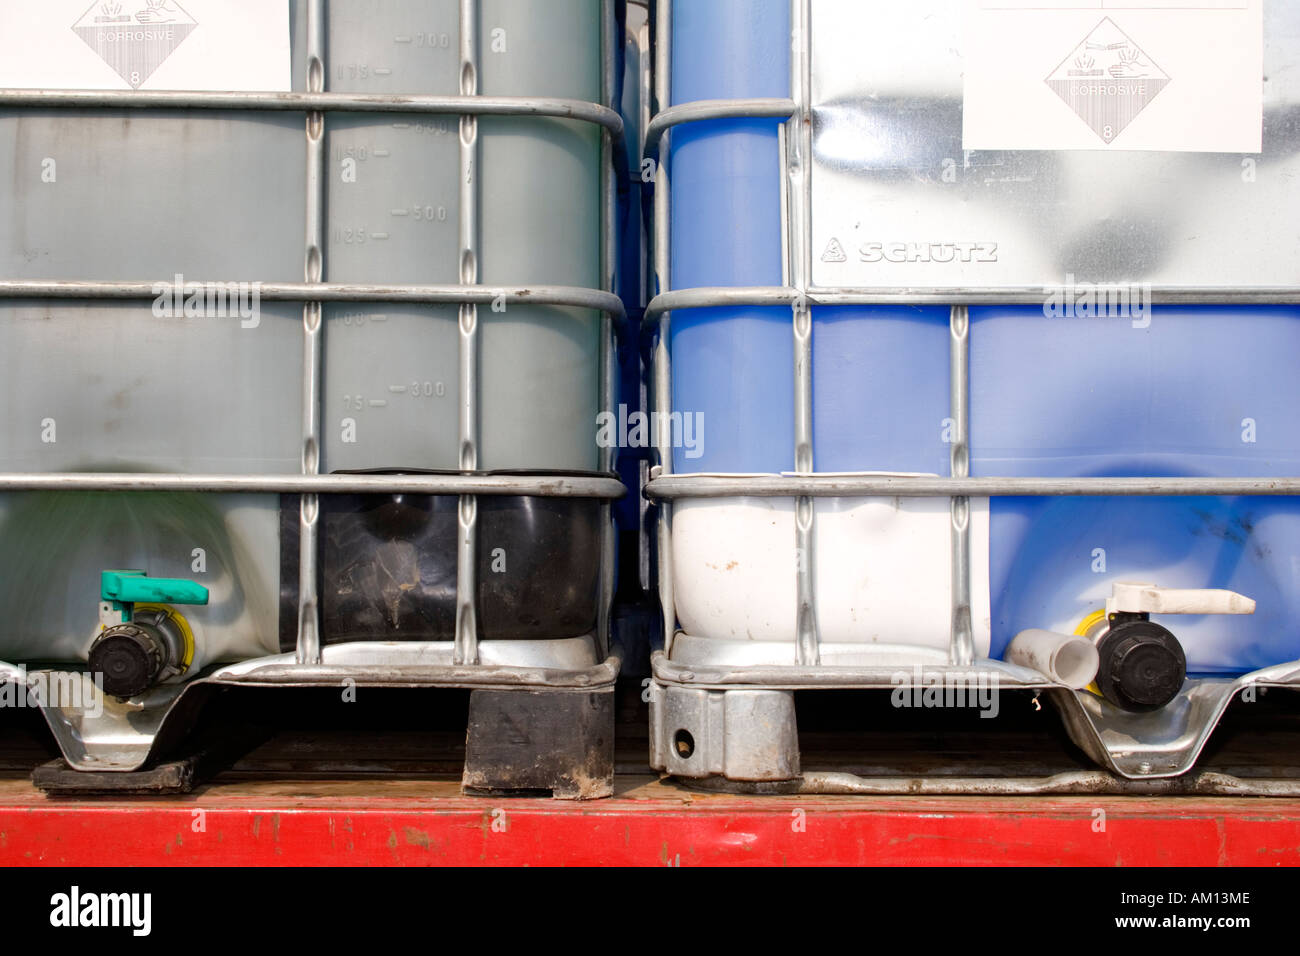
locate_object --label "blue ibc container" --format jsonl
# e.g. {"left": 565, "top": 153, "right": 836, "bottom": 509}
{"left": 667, "top": 1, "right": 1300, "bottom": 675}
{"left": 973, "top": 306, "right": 1300, "bottom": 675}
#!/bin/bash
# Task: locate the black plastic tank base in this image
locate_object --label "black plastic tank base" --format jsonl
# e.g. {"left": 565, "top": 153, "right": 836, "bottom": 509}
{"left": 279, "top": 470, "right": 606, "bottom": 649}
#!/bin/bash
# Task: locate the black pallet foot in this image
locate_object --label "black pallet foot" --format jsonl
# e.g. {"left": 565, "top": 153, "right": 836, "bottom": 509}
{"left": 32, "top": 756, "right": 205, "bottom": 795}
{"left": 462, "top": 686, "right": 614, "bottom": 800}
{"left": 30, "top": 723, "right": 269, "bottom": 796}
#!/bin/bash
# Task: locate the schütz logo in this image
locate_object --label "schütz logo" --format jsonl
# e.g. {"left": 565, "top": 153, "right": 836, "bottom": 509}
{"left": 49, "top": 886, "right": 151, "bottom": 937}
{"left": 859, "top": 241, "right": 998, "bottom": 265}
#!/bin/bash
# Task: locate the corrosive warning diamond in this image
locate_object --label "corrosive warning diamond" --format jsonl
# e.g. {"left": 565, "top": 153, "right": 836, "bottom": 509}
{"left": 1045, "top": 18, "right": 1169, "bottom": 145}
{"left": 73, "top": 1, "right": 198, "bottom": 89}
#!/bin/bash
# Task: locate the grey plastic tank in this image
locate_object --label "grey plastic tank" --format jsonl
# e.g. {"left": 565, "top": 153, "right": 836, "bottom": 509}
{"left": 0, "top": 0, "right": 606, "bottom": 672}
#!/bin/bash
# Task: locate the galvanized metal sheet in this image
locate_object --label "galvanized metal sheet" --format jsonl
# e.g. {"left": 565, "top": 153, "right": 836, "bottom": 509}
{"left": 809, "top": 0, "right": 1300, "bottom": 289}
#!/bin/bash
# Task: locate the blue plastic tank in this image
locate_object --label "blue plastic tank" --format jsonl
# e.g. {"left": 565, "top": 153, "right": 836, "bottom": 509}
{"left": 670, "top": 0, "right": 791, "bottom": 474}
{"left": 972, "top": 306, "right": 1300, "bottom": 675}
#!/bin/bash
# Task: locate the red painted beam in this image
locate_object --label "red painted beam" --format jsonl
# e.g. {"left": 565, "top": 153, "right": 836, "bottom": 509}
{"left": 1, "top": 778, "right": 1298, "bottom": 866}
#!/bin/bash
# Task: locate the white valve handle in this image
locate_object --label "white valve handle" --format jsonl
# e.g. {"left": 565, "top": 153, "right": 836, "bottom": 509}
{"left": 1105, "top": 581, "right": 1256, "bottom": 617}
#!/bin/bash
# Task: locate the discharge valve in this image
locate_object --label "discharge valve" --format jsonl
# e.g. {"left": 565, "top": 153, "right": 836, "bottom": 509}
{"left": 1092, "top": 582, "right": 1255, "bottom": 712}
{"left": 89, "top": 570, "right": 209, "bottom": 700}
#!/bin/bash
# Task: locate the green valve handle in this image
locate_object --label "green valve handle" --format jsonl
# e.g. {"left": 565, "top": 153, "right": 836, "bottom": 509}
{"left": 101, "top": 570, "right": 209, "bottom": 620}
{"left": 93, "top": 571, "right": 209, "bottom": 697}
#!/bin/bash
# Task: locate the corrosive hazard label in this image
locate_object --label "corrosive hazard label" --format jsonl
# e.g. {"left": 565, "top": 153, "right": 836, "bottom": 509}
{"left": 73, "top": 1, "right": 199, "bottom": 89}
{"left": 962, "top": 0, "right": 1262, "bottom": 153}
{"left": 0, "top": 0, "right": 289, "bottom": 92}
{"left": 1044, "top": 18, "right": 1170, "bottom": 145}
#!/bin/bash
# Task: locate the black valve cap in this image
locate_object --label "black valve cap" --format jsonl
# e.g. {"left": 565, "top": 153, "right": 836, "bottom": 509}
{"left": 1096, "top": 619, "right": 1187, "bottom": 712}
{"left": 89, "top": 623, "right": 165, "bottom": 699}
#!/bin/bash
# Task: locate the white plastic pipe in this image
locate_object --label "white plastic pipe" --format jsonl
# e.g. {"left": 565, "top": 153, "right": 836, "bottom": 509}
{"left": 1006, "top": 629, "right": 1100, "bottom": 689}
{"left": 1107, "top": 582, "right": 1256, "bottom": 616}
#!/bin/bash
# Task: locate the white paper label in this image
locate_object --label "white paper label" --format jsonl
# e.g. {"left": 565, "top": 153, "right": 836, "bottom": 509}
{"left": 963, "top": 0, "right": 1262, "bottom": 152}
{"left": 0, "top": 1, "right": 290, "bottom": 92}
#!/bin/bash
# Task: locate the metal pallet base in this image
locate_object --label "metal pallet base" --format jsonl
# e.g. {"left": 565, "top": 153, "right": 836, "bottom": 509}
{"left": 679, "top": 771, "right": 1300, "bottom": 798}
{"left": 2, "top": 645, "right": 619, "bottom": 800}
{"left": 649, "top": 649, "right": 1300, "bottom": 788}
